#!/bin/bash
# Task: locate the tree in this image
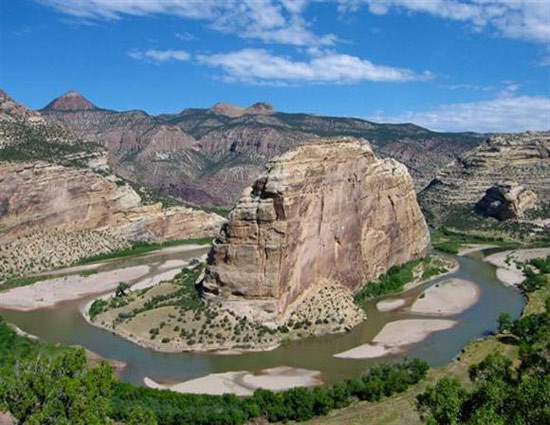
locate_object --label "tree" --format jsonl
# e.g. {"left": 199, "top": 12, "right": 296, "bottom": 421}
{"left": 417, "top": 376, "right": 466, "bottom": 425}
{"left": 497, "top": 313, "right": 512, "bottom": 333}
{"left": 127, "top": 406, "right": 158, "bottom": 425}
{"left": 115, "top": 281, "right": 131, "bottom": 297}
{"left": 0, "top": 349, "right": 115, "bottom": 424}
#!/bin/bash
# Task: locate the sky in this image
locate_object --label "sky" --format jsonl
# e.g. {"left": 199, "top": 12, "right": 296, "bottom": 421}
{"left": 0, "top": 0, "right": 549, "bottom": 133}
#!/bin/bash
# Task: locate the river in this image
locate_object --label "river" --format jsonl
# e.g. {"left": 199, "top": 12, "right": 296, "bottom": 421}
{"left": 0, "top": 247, "right": 525, "bottom": 387}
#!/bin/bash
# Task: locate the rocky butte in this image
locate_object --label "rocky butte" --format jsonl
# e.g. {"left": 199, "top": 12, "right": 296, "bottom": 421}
{"left": 202, "top": 137, "right": 430, "bottom": 326}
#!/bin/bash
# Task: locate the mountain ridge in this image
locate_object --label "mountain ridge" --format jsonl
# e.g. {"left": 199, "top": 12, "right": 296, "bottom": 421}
{"left": 39, "top": 90, "right": 484, "bottom": 206}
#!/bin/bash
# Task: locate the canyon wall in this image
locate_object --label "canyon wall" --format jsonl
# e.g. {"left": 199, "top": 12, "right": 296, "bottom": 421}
{"left": 202, "top": 138, "right": 430, "bottom": 325}
{"left": 419, "top": 131, "right": 550, "bottom": 224}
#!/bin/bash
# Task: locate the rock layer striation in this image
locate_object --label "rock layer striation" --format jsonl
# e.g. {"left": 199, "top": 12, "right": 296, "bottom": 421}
{"left": 419, "top": 131, "right": 550, "bottom": 224}
{"left": 202, "top": 138, "right": 430, "bottom": 325}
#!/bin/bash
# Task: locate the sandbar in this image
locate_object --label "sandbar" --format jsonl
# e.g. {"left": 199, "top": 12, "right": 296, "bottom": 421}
{"left": 410, "top": 279, "right": 480, "bottom": 315}
{"left": 334, "top": 319, "right": 457, "bottom": 359}
{"left": 0, "top": 265, "right": 150, "bottom": 310}
{"left": 485, "top": 248, "right": 550, "bottom": 286}
{"left": 144, "top": 366, "right": 322, "bottom": 396}
{"left": 376, "top": 298, "right": 406, "bottom": 312}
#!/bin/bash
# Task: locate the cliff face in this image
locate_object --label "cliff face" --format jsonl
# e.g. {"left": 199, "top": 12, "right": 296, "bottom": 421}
{"left": 202, "top": 138, "right": 430, "bottom": 325}
{"left": 419, "top": 131, "right": 550, "bottom": 225}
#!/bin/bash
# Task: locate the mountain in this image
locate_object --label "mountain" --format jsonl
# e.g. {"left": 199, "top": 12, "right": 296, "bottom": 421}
{"left": 40, "top": 92, "right": 483, "bottom": 206}
{"left": 43, "top": 90, "right": 98, "bottom": 112}
{"left": 419, "top": 131, "right": 550, "bottom": 240}
{"left": 0, "top": 90, "right": 223, "bottom": 281}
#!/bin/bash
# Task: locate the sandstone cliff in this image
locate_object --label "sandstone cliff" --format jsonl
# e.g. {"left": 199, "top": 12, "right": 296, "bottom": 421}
{"left": 419, "top": 131, "right": 550, "bottom": 226}
{"left": 202, "top": 138, "right": 430, "bottom": 325}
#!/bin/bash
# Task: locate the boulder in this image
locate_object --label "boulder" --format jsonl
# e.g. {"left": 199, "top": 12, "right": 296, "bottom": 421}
{"left": 475, "top": 181, "right": 537, "bottom": 220}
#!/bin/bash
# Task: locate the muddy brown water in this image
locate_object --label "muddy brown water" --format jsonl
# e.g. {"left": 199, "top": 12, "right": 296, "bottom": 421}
{"left": 0, "top": 247, "right": 525, "bottom": 386}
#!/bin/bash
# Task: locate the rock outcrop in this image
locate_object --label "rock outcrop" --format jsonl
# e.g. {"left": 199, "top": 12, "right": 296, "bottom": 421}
{"left": 202, "top": 138, "right": 430, "bottom": 326}
{"left": 475, "top": 181, "right": 537, "bottom": 220}
{"left": 419, "top": 131, "right": 550, "bottom": 225}
{"left": 0, "top": 159, "right": 224, "bottom": 280}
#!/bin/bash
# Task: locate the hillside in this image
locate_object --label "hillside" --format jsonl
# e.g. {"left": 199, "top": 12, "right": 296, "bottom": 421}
{"left": 41, "top": 91, "right": 482, "bottom": 206}
{"left": 419, "top": 131, "right": 550, "bottom": 241}
{"left": 0, "top": 90, "right": 223, "bottom": 281}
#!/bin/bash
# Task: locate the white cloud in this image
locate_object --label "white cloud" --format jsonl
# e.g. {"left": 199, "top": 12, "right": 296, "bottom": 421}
{"left": 342, "top": 0, "right": 550, "bottom": 43}
{"left": 196, "top": 48, "right": 432, "bottom": 84}
{"left": 369, "top": 93, "right": 550, "bottom": 133}
{"left": 128, "top": 49, "right": 190, "bottom": 63}
{"left": 37, "top": 0, "right": 336, "bottom": 46}
{"left": 175, "top": 31, "right": 194, "bottom": 41}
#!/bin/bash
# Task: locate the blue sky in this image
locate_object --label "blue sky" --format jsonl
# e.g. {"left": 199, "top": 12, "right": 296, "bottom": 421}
{"left": 1, "top": 0, "right": 549, "bottom": 132}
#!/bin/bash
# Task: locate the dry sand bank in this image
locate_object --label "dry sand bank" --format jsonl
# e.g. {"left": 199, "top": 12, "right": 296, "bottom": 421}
{"left": 144, "top": 366, "right": 322, "bottom": 396}
{"left": 411, "top": 279, "right": 480, "bottom": 315}
{"left": 376, "top": 298, "right": 406, "bottom": 312}
{"left": 334, "top": 319, "right": 457, "bottom": 359}
{"left": 0, "top": 265, "right": 150, "bottom": 311}
{"left": 485, "top": 248, "right": 550, "bottom": 286}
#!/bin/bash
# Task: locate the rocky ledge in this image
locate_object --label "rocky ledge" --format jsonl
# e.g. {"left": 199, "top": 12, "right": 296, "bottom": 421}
{"left": 202, "top": 137, "right": 430, "bottom": 327}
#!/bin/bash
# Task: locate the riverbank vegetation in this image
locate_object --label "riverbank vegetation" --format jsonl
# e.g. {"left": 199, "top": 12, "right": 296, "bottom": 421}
{"left": 417, "top": 256, "right": 550, "bottom": 425}
{"left": 76, "top": 237, "right": 214, "bottom": 265}
{"left": 0, "top": 317, "right": 429, "bottom": 425}
{"left": 354, "top": 255, "right": 452, "bottom": 309}
{"left": 431, "top": 227, "right": 520, "bottom": 254}
{"left": 304, "top": 253, "right": 550, "bottom": 425}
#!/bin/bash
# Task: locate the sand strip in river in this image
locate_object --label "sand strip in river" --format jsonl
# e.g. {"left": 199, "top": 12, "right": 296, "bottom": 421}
{"left": 411, "top": 279, "right": 480, "bottom": 316}
{"left": 144, "top": 366, "right": 322, "bottom": 396}
{"left": 334, "top": 319, "right": 457, "bottom": 359}
{"left": 0, "top": 265, "right": 150, "bottom": 311}
{"left": 485, "top": 248, "right": 550, "bottom": 286}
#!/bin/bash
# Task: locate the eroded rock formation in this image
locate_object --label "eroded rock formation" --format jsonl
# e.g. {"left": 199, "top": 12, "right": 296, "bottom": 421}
{"left": 475, "top": 181, "right": 537, "bottom": 220}
{"left": 419, "top": 131, "right": 550, "bottom": 224}
{"left": 202, "top": 138, "right": 430, "bottom": 325}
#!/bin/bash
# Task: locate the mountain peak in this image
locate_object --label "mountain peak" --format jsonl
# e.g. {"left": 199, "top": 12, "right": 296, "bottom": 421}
{"left": 43, "top": 91, "right": 98, "bottom": 112}
{"left": 209, "top": 103, "right": 245, "bottom": 117}
{"left": 245, "top": 102, "right": 274, "bottom": 114}
{"left": 209, "top": 101, "right": 274, "bottom": 117}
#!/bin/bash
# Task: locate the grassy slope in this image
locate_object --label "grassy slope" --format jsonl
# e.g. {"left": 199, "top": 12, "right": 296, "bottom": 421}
{"left": 303, "top": 277, "right": 549, "bottom": 425}
{"left": 76, "top": 237, "right": 214, "bottom": 265}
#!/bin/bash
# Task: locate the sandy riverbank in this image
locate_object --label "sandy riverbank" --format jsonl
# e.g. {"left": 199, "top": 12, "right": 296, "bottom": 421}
{"left": 144, "top": 366, "right": 323, "bottom": 396}
{"left": 411, "top": 279, "right": 480, "bottom": 315}
{"left": 334, "top": 319, "right": 457, "bottom": 359}
{"left": 0, "top": 265, "right": 150, "bottom": 311}
{"left": 485, "top": 247, "right": 550, "bottom": 286}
